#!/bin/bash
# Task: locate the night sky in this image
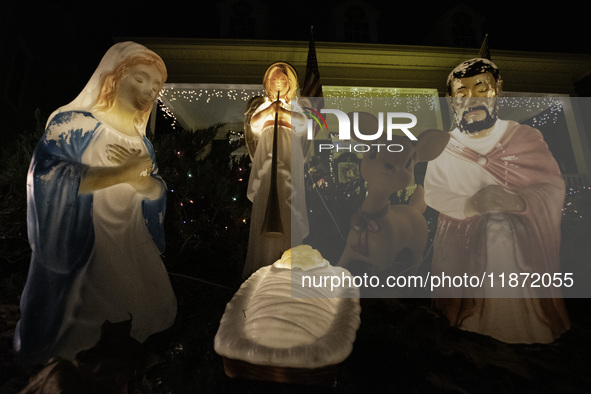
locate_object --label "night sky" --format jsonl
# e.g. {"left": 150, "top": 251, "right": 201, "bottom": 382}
{"left": 2, "top": 0, "right": 590, "bottom": 141}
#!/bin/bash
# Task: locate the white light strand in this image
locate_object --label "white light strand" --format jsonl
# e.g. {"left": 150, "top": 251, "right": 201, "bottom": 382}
{"left": 157, "top": 98, "right": 178, "bottom": 129}
{"left": 162, "top": 87, "right": 265, "bottom": 103}
{"left": 158, "top": 87, "right": 266, "bottom": 129}
{"left": 498, "top": 97, "right": 564, "bottom": 126}
{"left": 324, "top": 89, "right": 436, "bottom": 112}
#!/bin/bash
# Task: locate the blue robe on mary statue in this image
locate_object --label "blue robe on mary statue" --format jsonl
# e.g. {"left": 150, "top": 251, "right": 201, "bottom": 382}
{"left": 14, "top": 110, "right": 177, "bottom": 364}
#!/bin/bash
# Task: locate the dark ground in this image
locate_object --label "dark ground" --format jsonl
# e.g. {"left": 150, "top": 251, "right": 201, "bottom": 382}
{"left": 2, "top": 274, "right": 590, "bottom": 393}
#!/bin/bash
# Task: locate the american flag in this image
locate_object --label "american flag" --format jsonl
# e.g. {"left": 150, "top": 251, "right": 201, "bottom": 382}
{"left": 301, "top": 26, "right": 325, "bottom": 153}
{"left": 302, "top": 26, "right": 324, "bottom": 104}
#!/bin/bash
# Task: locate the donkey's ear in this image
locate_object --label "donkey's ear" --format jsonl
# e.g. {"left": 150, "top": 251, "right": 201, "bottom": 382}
{"left": 347, "top": 112, "right": 382, "bottom": 143}
{"left": 415, "top": 129, "right": 450, "bottom": 162}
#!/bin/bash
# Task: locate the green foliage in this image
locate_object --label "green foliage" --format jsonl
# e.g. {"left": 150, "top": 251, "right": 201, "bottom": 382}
{"left": 153, "top": 125, "right": 251, "bottom": 284}
{"left": 0, "top": 109, "right": 45, "bottom": 303}
{"left": 560, "top": 186, "right": 591, "bottom": 287}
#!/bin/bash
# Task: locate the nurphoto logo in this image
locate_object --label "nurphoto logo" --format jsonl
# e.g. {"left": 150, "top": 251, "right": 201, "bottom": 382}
{"left": 303, "top": 108, "right": 418, "bottom": 153}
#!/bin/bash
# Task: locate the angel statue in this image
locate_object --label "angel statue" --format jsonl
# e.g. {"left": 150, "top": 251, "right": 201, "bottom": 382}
{"left": 242, "top": 62, "right": 310, "bottom": 277}
{"left": 14, "top": 42, "right": 177, "bottom": 364}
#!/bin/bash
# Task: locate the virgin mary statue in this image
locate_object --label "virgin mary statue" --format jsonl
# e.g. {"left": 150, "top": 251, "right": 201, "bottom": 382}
{"left": 14, "top": 42, "right": 177, "bottom": 364}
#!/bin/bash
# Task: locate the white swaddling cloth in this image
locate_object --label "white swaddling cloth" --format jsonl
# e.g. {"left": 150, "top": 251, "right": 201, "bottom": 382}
{"left": 215, "top": 245, "right": 361, "bottom": 368}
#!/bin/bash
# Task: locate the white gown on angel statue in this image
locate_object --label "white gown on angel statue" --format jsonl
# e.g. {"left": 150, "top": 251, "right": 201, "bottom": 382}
{"left": 243, "top": 98, "right": 309, "bottom": 276}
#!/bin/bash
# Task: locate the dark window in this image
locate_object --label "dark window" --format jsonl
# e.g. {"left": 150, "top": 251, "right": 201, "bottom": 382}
{"left": 228, "top": 1, "right": 256, "bottom": 38}
{"left": 344, "top": 6, "right": 370, "bottom": 42}
{"left": 451, "top": 11, "right": 477, "bottom": 47}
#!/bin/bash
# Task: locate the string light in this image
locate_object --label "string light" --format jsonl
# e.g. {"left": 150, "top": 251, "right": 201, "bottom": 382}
{"left": 158, "top": 98, "right": 179, "bottom": 129}
{"left": 158, "top": 84, "right": 566, "bottom": 133}
{"left": 162, "top": 87, "right": 266, "bottom": 102}
{"left": 498, "top": 97, "right": 564, "bottom": 126}
{"left": 323, "top": 86, "right": 438, "bottom": 112}
{"left": 562, "top": 186, "right": 591, "bottom": 218}
{"left": 158, "top": 86, "right": 266, "bottom": 129}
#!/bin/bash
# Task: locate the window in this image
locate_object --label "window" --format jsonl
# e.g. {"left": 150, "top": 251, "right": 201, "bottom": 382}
{"left": 219, "top": 0, "right": 265, "bottom": 39}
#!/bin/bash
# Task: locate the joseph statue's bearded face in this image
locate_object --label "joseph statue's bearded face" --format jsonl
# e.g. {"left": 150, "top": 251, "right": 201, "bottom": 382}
{"left": 449, "top": 71, "right": 499, "bottom": 135}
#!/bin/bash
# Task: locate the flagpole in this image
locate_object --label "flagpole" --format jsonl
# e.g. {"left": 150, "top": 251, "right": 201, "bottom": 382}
{"left": 479, "top": 34, "right": 490, "bottom": 60}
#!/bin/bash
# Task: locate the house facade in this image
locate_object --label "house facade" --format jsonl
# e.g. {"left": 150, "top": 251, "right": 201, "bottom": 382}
{"left": 135, "top": 37, "right": 591, "bottom": 186}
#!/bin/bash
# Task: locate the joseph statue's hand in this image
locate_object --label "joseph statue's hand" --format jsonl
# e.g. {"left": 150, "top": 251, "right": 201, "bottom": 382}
{"left": 464, "top": 184, "right": 526, "bottom": 217}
